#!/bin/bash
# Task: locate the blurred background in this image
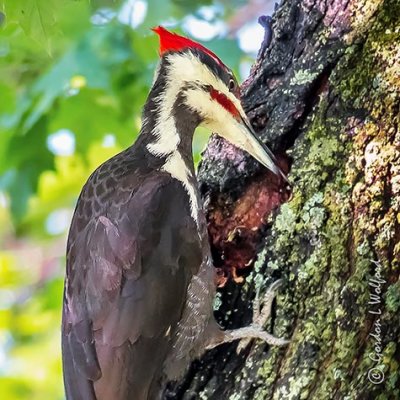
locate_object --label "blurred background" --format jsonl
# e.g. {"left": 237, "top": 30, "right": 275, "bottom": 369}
{"left": 0, "top": 0, "right": 274, "bottom": 398}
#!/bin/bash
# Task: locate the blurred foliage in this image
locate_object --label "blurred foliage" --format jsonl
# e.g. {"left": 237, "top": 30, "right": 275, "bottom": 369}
{"left": 0, "top": 0, "right": 255, "bottom": 398}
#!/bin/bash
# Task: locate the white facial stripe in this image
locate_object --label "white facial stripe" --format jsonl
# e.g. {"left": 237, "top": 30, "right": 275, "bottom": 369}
{"left": 146, "top": 62, "right": 183, "bottom": 156}
{"left": 184, "top": 88, "right": 247, "bottom": 147}
{"left": 166, "top": 52, "right": 243, "bottom": 115}
{"left": 161, "top": 152, "right": 199, "bottom": 222}
{"left": 167, "top": 51, "right": 248, "bottom": 147}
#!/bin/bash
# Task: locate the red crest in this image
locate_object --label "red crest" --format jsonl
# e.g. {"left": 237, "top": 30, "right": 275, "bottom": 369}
{"left": 152, "top": 26, "right": 224, "bottom": 67}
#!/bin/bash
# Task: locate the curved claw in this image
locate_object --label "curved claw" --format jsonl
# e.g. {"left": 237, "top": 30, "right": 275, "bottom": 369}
{"left": 266, "top": 278, "right": 284, "bottom": 293}
{"left": 253, "top": 279, "right": 284, "bottom": 318}
{"left": 254, "top": 279, "right": 285, "bottom": 327}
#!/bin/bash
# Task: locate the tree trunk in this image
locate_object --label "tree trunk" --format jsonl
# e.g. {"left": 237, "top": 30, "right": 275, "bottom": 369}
{"left": 168, "top": 0, "right": 400, "bottom": 398}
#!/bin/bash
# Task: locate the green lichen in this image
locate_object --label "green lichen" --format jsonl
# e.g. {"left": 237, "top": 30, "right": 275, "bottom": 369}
{"left": 290, "top": 69, "right": 320, "bottom": 86}
{"left": 252, "top": 1, "right": 400, "bottom": 398}
{"left": 213, "top": 291, "right": 223, "bottom": 311}
{"left": 385, "top": 282, "right": 400, "bottom": 313}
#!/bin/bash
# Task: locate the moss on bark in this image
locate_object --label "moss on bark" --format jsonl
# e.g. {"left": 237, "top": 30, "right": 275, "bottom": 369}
{"left": 168, "top": 1, "right": 400, "bottom": 399}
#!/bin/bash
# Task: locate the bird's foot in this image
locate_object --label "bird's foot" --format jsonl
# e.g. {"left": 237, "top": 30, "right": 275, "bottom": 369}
{"left": 206, "top": 279, "right": 290, "bottom": 351}
{"left": 237, "top": 279, "right": 289, "bottom": 351}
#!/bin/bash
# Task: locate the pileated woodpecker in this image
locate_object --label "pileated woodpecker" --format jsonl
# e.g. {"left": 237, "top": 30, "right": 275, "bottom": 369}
{"left": 62, "top": 27, "right": 289, "bottom": 400}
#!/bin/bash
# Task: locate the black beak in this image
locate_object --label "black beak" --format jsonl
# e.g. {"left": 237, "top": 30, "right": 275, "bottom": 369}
{"left": 239, "top": 116, "right": 290, "bottom": 184}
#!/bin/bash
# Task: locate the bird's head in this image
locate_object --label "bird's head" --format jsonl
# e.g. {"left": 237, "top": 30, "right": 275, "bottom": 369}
{"left": 150, "top": 26, "right": 287, "bottom": 181}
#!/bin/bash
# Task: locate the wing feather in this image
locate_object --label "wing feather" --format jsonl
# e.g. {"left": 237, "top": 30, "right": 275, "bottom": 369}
{"left": 62, "top": 173, "right": 202, "bottom": 400}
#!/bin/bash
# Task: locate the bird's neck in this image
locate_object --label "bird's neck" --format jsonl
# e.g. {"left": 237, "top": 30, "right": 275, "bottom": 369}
{"left": 135, "top": 67, "right": 203, "bottom": 223}
{"left": 139, "top": 68, "right": 201, "bottom": 175}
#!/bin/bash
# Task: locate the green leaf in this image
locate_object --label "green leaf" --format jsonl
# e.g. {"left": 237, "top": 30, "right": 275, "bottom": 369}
{"left": 4, "top": 117, "right": 54, "bottom": 224}
{"left": 49, "top": 87, "right": 135, "bottom": 153}
{"left": 206, "top": 37, "right": 243, "bottom": 73}
{"left": 141, "top": 0, "right": 175, "bottom": 31}
{"left": 2, "top": 0, "right": 58, "bottom": 53}
{"left": 9, "top": 23, "right": 141, "bottom": 136}
{"left": 172, "top": 0, "right": 213, "bottom": 15}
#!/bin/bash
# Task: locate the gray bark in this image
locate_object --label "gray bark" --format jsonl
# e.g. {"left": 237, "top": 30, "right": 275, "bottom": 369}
{"left": 168, "top": 0, "right": 400, "bottom": 398}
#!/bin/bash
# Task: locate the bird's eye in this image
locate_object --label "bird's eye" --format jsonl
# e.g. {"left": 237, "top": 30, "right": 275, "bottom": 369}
{"left": 228, "top": 78, "right": 236, "bottom": 92}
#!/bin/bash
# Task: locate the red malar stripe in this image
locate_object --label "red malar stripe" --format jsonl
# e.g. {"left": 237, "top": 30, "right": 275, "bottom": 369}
{"left": 210, "top": 89, "right": 240, "bottom": 120}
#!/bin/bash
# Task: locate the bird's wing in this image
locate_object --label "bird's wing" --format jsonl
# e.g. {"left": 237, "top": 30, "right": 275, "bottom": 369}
{"left": 62, "top": 173, "right": 202, "bottom": 400}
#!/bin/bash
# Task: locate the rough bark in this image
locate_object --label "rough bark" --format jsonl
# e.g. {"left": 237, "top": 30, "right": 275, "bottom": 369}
{"left": 168, "top": 0, "right": 400, "bottom": 399}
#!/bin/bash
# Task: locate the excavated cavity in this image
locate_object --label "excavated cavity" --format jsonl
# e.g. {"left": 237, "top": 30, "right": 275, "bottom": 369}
{"left": 198, "top": 9, "right": 342, "bottom": 285}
